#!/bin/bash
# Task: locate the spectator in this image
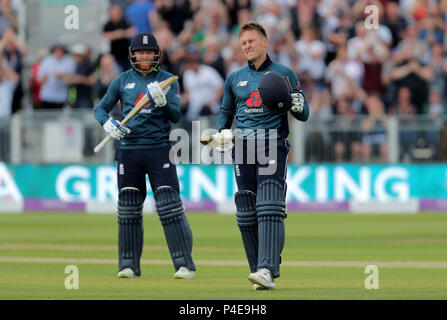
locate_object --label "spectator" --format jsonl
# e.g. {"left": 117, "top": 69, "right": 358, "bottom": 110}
{"left": 346, "top": 21, "right": 368, "bottom": 60}
{"left": 389, "top": 43, "right": 433, "bottom": 113}
{"left": 417, "top": 8, "right": 444, "bottom": 47}
{"left": 360, "top": 31, "right": 389, "bottom": 96}
{"left": 103, "top": 4, "right": 136, "bottom": 72}
{"left": 428, "top": 42, "right": 447, "bottom": 95}
{"left": 0, "top": 55, "right": 18, "bottom": 118}
{"left": 269, "top": 33, "right": 296, "bottom": 70}
{"left": 381, "top": 48, "right": 401, "bottom": 108}
{"left": 154, "top": 0, "right": 195, "bottom": 35}
{"left": 181, "top": 45, "right": 224, "bottom": 122}
{"left": 424, "top": 88, "right": 446, "bottom": 148}
{"left": 295, "top": 26, "right": 326, "bottom": 82}
{"left": 223, "top": 0, "right": 251, "bottom": 31}
{"left": 193, "top": 0, "right": 229, "bottom": 47}
{"left": 163, "top": 41, "right": 186, "bottom": 78}
{"left": 125, "top": 0, "right": 159, "bottom": 34}
{"left": 397, "top": 24, "right": 430, "bottom": 64}
{"left": 399, "top": 0, "right": 418, "bottom": 23}
{"left": 388, "top": 86, "right": 418, "bottom": 116}
{"left": 58, "top": 44, "right": 96, "bottom": 109}
{"left": 290, "top": 0, "right": 321, "bottom": 39}
{"left": 0, "top": 28, "right": 26, "bottom": 114}
{"left": 153, "top": 20, "right": 175, "bottom": 70}
{"left": 37, "top": 43, "right": 76, "bottom": 109}
{"left": 222, "top": 38, "right": 246, "bottom": 75}
{"left": 388, "top": 86, "right": 418, "bottom": 161}
{"left": 93, "top": 53, "right": 122, "bottom": 119}
{"left": 202, "top": 35, "right": 226, "bottom": 79}
{"left": 352, "top": 0, "right": 393, "bottom": 47}
{"left": 361, "top": 94, "right": 388, "bottom": 162}
{"left": 325, "top": 45, "right": 364, "bottom": 101}
{"left": 29, "top": 49, "right": 48, "bottom": 109}
{"left": 230, "top": 6, "right": 252, "bottom": 36}
{"left": 0, "top": 0, "right": 18, "bottom": 37}
{"left": 93, "top": 53, "right": 120, "bottom": 102}
{"left": 110, "top": 0, "right": 133, "bottom": 12}
{"left": 331, "top": 97, "right": 362, "bottom": 162}
{"left": 382, "top": 1, "right": 408, "bottom": 49}
{"left": 252, "top": 0, "right": 291, "bottom": 36}
{"left": 304, "top": 81, "right": 333, "bottom": 162}
{"left": 325, "top": 8, "right": 352, "bottom": 65}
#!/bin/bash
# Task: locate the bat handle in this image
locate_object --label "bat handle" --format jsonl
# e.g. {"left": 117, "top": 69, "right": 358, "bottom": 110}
{"left": 94, "top": 135, "right": 113, "bottom": 153}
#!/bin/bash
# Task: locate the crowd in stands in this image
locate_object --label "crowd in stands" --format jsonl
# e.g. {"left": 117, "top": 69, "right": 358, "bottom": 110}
{"left": 1, "top": 0, "right": 447, "bottom": 162}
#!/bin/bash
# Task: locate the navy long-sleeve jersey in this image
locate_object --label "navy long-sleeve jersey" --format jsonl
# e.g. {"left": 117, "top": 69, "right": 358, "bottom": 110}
{"left": 216, "top": 55, "right": 309, "bottom": 139}
{"left": 94, "top": 68, "right": 181, "bottom": 149}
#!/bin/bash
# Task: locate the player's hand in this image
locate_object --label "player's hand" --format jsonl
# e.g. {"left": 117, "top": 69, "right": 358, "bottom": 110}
{"left": 291, "top": 92, "right": 305, "bottom": 113}
{"left": 147, "top": 81, "right": 167, "bottom": 108}
{"left": 103, "top": 118, "right": 131, "bottom": 140}
{"left": 211, "top": 129, "right": 234, "bottom": 152}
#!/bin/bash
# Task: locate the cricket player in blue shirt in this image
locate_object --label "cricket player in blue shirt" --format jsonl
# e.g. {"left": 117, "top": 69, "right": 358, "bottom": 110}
{"left": 94, "top": 33, "right": 196, "bottom": 279}
{"left": 214, "top": 21, "right": 310, "bottom": 290}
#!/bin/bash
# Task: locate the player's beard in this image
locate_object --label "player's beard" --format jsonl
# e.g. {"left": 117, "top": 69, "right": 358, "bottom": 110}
{"left": 137, "top": 61, "right": 155, "bottom": 72}
{"left": 131, "top": 52, "right": 159, "bottom": 73}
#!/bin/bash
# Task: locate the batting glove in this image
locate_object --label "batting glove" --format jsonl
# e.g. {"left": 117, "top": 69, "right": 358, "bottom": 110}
{"left": 211, "top": 129, "right": 234, "bottom": 152}
{"left": 103, "top": 118, "right": 131, "bottom": 140}
{"left": 147, "top": 81, "right": 167, "bottom": 108}
{"left": 291, "top": 92, "right": 305, "bottom": 113}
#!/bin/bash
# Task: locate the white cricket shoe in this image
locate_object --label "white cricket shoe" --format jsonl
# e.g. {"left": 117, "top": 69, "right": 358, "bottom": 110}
{"left": 248, "top": 268, "right": 276, "bottom": 289}
{"left": 117, "top": 268, "right": 138, "bottom": 278}
{"left": 174, "top": 266, "right": 195, "bottom": 279}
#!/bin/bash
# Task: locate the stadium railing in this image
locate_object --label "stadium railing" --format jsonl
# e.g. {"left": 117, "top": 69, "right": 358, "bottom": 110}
{"left": 1, "top": 109, "right": 445, "bottom": 165}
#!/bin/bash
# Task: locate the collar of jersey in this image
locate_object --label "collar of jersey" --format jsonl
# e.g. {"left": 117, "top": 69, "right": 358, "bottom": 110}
{"left": 248, "top": 54, "right": 272, "bottom": 71}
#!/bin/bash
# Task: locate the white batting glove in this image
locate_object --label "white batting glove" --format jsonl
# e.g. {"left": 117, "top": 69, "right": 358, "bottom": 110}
{"left": 291, "top": 92, "right": 305, "bottom": 113}
{"left": 147, "top": 81, "right": 167, "bottom": 108}
{"left": 210, "top": 129, "right": 234, "bottom": 152}
{"left": 103, "top": 118, "right": 131, "bottom": 140}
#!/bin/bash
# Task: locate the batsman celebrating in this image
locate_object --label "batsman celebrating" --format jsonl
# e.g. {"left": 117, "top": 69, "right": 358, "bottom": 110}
{"left": 94, "top": 33, "right": 196, "bottom": 279}
{"left": 214, "top": 21, "right": 309, "bottom": 290}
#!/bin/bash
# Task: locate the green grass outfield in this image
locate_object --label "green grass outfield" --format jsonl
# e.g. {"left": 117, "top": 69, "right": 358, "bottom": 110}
{"left": 0, "top": 212, "right": 446, "bottom": 300}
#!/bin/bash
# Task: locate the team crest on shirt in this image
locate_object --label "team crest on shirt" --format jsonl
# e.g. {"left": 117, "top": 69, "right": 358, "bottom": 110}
{"left": 135, "top": 93, "right": 152, "bottom": 113}
{"left": 244, "top": 91, "right": 263, "bottom": 113}
{"left": 246, "top": 92, "right": 262, "bottom": 107}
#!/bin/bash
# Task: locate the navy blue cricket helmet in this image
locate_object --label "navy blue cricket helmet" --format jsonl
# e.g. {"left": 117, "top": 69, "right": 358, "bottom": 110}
{"left": 257, "top": 71, "right": 292, "bottom": 113}
{"left": 128, "top": 33, "right": 160, "bottom": 73}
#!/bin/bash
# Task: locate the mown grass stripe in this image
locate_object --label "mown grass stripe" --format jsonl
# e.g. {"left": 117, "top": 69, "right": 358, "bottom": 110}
{"left": 1, "top": 256, "right": 447, "bottom": 268}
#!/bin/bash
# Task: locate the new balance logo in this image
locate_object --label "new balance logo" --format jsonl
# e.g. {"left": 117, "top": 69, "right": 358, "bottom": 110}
{"left": 237, "top": 81, "right": 248, "bottom": 87}
{"left": 125, "top": 83, "right": 135, "bottom": 89}
{"left": 163, "top": 163, "right": 170, "bottom": 169}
